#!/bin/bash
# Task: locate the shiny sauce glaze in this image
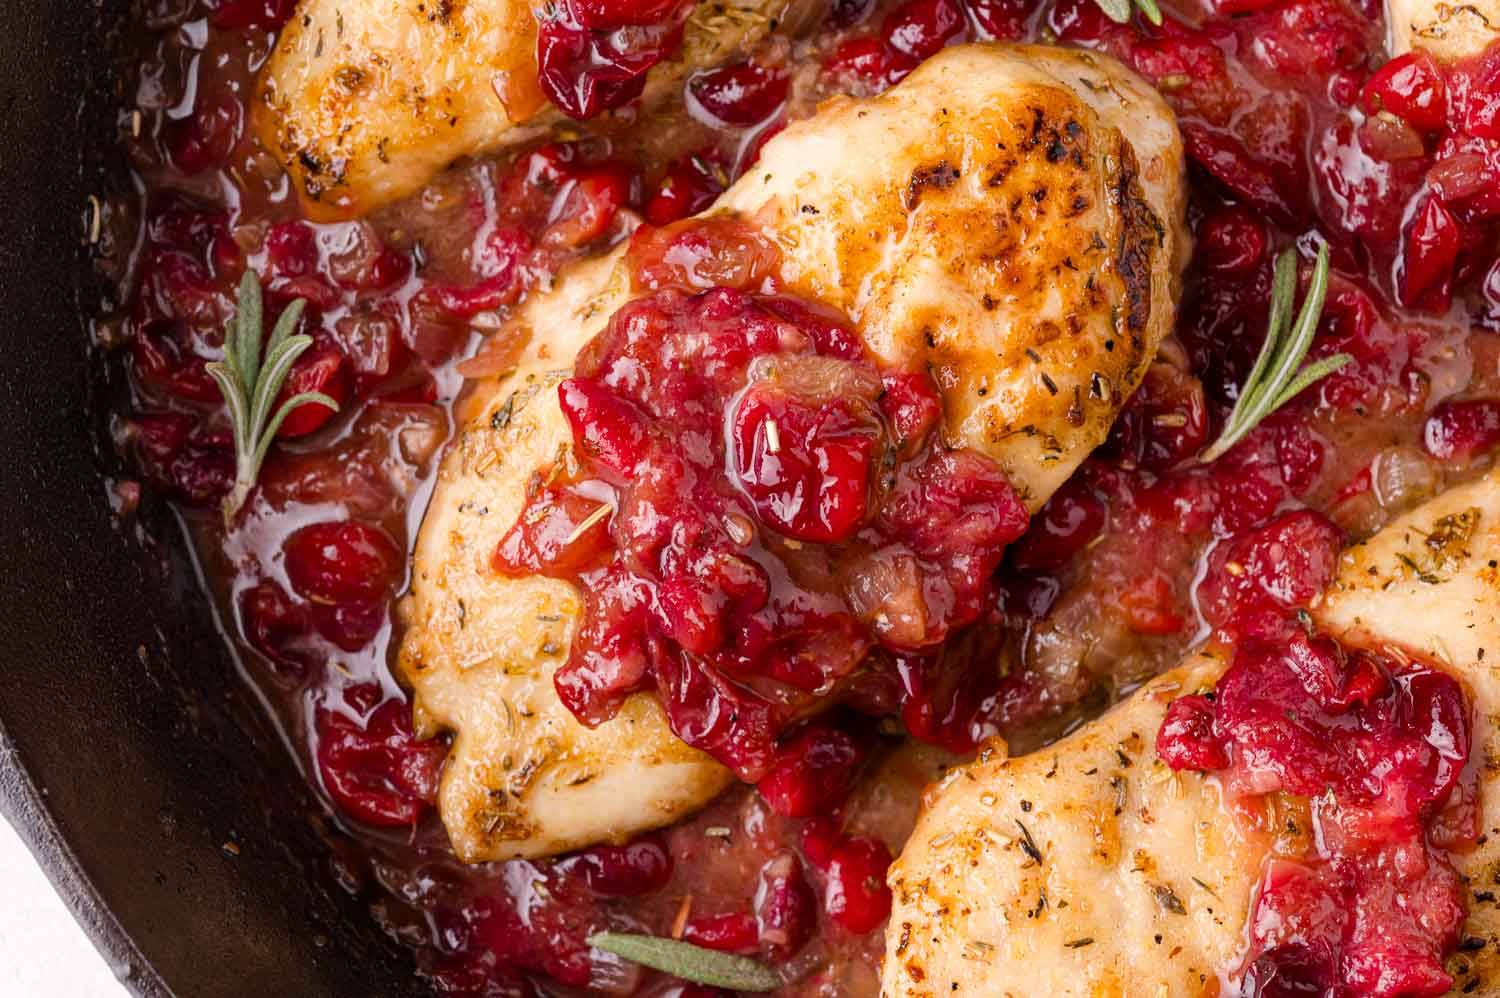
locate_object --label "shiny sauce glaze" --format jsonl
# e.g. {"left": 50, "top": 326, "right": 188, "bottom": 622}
{"left": 94, "top": 0, "right": 1500, "bottom": 994}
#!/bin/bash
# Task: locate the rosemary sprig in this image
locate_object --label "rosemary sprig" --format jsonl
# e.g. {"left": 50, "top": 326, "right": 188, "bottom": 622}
{"left": 1092, "top": 0, "right": 1163, "bottom": 26}
{"left": 1199, "top": 242, "right": 1350, "bottom": 463}
{"left": 206, "top": 271, "right": 339, "bottom": 525}
{"left": 587, "top": 932, "right": 781, "bottom": 991}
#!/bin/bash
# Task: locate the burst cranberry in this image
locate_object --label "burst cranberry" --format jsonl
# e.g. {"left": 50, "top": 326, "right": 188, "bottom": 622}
{"left": 1196, "top": 205, "right": 1267, "bottom": 276}
{"left": 1361, "top": 51, "right": 1446, "bottom": 133}
{"left": 561, "top": 836, "right": 673, "bottom": 896}
{"left": 542, "top": 168, "right": 630, "bottom": 249}
{"left": 1156, "top": 695, "right": 1229, "bottom": 770}
{"left": 131, "top": 412, "right": 234, "bottom": 507}
{"left": 754, "top": 852, "right": 815, "bottom": 956}
{"left": 1422, "top": 398, "right": 1500, "bottom": 461}
{"left": 1185, "top": 125, "right": 1301, "bottom": 225}
{"left": 315, "top": 686, "right": 446, "bottom": 826}
{"left": 688, "top": 62, "right": 789, "bottom": 127}
{"left": 822, "top": 836, "right": 893, "bottom": 934}
{"left": 166, "top": 95, "right": 243, "bottom": 175}
{"left": 571, "top": 0, "right": 683, "bottom": 28}
{"left": 208, "top": 0, "right": 297, "bottom": 29}
{"left": 1106, "top": 361, "right": 1209, "bottom": 471}
{"left": 681, "top": 912, "right": 760, "bottom": 953}
{"left": 558, "top": 377, "right": 649, "bottom": 476}
{"left": 823, "top": 37, "right": 913, "bottom": 87}
{"left": 238, "top": 580, "right": 316, "bottom": 680}
{"left": 731, "top": 385, "right": 880, "bottom": 543}
{"left": 422, "top": 226, "right": 531, "bottom": 320}
{"left": 1010, "top": 476, "right": 1106, "bottom": 572}
{"left": 1197, "top": 510, "right": 1344, "bottom": 636}
{"left": 310, "top": 599, "right": 387, "bottom": 652}
{"left": 1397, "top": 195, "right": 1462, "bottom": 308}
{"left": 645, "top": 152, "right": 725, "bottom": 226}
{"left": 1452, "top": 44, "right": 1500, "bottom": 140}
{"left": 283, "top": 520, "right": 404, "bottom": 605}
{"left": 272, "top": 350, "right": 348, "bottom": 438}
{"left": 966, "top": 0, "right": 1032, "bottom": 39}
{"left": 756, "top": 723, "right": 870, "bottom": 818}
{"left": 535, "top": 0, "right": 687, "bottom": 120}
{"left": 882, "top": 0, "right": 964, "bottom": 62}
{"left": 130, "top": 321, "right": 220, "bottom": 402}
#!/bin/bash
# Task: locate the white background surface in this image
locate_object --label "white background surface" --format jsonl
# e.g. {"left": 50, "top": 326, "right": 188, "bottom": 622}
{"left": 0, "top": 813, "right": 130, "bottom": 995}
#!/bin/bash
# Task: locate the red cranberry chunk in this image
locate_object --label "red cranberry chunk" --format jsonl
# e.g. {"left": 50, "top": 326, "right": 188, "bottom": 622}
{"left": 681, "top": 911, "right": 760, "bottom": 953}
{"left": 821, "top": 835, "right": 893, "bottom": 934}
{"left": 273, "top": 349, "right": 349, "bottom": 438}
{"left": 560, "top": 835, "right": 673, "bottom": 896}
{"left": 315, "top": 686, "right": 446, "bottom": 827}
{"left": 283, "top": 520, "right": 404, "bottom": 605}
{"left": 1423, "top": 398, "right": 1500, "bottom": 461}
{"left": 755, "top": 722, "right": 870, "bottom": 817}
{"left": 687, "top": 62, "right": 789, "bottom": 128}
{"left": 1361, "top": 51, "right": 1446, "bottom": 133}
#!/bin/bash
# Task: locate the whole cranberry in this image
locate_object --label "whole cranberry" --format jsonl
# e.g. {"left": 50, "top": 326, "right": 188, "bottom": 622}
{"left": 315, "top": 685, "right": 446, "bottom": 826}
{"left": 687, "top": 62, "right": 789, "bottom": 128}
{"left": 1423, "top": 399, "right": 1500, "bottom": 461}
{"left": 1196, "top": 205, "right": 1268, "bottom": 276}
{"left": 822, "top": 836, "right": 893, "bottom": 934}
{"left": 1197, "top": 510, "right": 1344, "bottom": 636}
{"left": 1361, "top": 51, "right": 1446, "bottom": 133}
{"left": 283, "top": 520, "right": 404, "bottom": 605}
{"left": 882, "top": 0, "right": 964, "bottom": 62}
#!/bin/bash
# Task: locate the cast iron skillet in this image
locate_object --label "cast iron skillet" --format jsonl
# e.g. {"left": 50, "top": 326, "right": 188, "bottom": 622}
{"left": 0, "top": 2, "right": 433, "bottom": 994}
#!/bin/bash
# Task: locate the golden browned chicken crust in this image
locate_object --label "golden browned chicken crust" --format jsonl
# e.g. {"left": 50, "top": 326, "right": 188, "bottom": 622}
{"left": 884, "top": 468, "right": 1500, "bottom": 998}
{"left": 398, "top": 43, "right": 1189, "bottom": 863}
{"left": 253, "top": 0, "right": 791, "bottom": 220}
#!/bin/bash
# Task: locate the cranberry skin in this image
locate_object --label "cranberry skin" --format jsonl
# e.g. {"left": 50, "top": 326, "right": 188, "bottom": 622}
{"left": 561, "top": 836, "right": 673, "bottom": 896}
{"left": 645, "top": 153, "right": 724, "bottom": 226}
{"left": 1423, "top": 399, "right": 1500, "bottom": 461}
{"left": 731, "top": 386, "right": 879, "bottom": 544}
{"left": 238, "top": 580, "right": 315, "bottom": 680}
{"left": 543, "top": 168, "right": 631, "bottom": 249}
{"left": 535, "top": 1, "right": 686, "bottom": 120}
{"left": 209, "top": 0, "right": 297, "bottom": 29}
{"left": 753, "top": 852, "right": 815, "bottom": 957}
{"left": 822, "top": 836, "right": 893, "bottom": 934}
{"left": 283, "top": 520, "right": 404, "bottom": 605}
{"left": 571, "top": 0, "right": 683, "bottom": 28}
{"left": 965, "top": 0, "right": 1033, "bottom": 40}
{"left": 1009, "top": 476, "right": 1106, "bottom": 572}
{"left": 755, "top": 723, "right": 869, "bottom": 818}
{"left": 1396, "top": 195, "right": 1462, "bottom": 308}
{"left": 1361, "top": 51, "right": 1446, "bottom": 133}
{"left": 687, "top": 62, "right": 789, "bottom": 127}
{"left": 130, "top": 321, "right": 221, "bottom": 403}
{"left": 1157, "top": 695, "right": 1229, "bottom": 771}
{"left": 265, "top": 220, "right": 320, "bottom": 279}
{"left": 274, "top": 350, "right": 349, "bottom": 438}
{"left": 558, "top": 377, "right": 649, "bottom": 476}
{"left": 494, "top": 484, "right": 615, "bottom": 576}
{"left": 166, "top": 95, "right": 244, "bottom": 175}
{"left": 681, "top": 911, "right": 760, "bottom": 953}
{"left": 882, "top": 0, "right": 964, "bottom": 62}
{"left": 1197, "top": 510, "right": 1344, "bottom": 636}
{"left": 823, "top": 38, "right": 913, "bottom": 87}
{"left": 1196, "top": 205, "right": 1268, "bottom": 276}
{"left": 315, "top": 687, "right": 445, "bottom": 826}
{"left": 132, "top": 412, "right": 234, "bottom": 507}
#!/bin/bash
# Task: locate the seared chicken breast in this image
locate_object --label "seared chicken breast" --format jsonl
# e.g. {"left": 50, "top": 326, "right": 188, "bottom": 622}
{"left": 253, "top": 0, "right": 789, "bottom": 220}
{"left": 398, "top": 42, "right": 1188, "bottom": 862}
{"left": 884, "top": 469, "right": 1500, "bottom": 997}
{"left": 1387, "top": 0, "right": 1500, "bottom": 60}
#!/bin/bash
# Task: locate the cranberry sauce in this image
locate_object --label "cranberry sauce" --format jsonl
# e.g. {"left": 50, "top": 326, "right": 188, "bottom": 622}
{"left": 1158, "top": 610, "right": 1476, "bottom": 995}
{"left": 494, "top": 218, "right": 1028, "bottom": 780}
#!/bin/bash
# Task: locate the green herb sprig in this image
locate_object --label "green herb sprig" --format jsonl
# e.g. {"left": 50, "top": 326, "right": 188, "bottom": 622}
{"left": 1092, "top": 0, "right": 1163, "bottom": 26}
{"left": 1199, "top": 242, "right": 1350, "bottom": 463}
{"left": 206, "top": 271, "right": 338, "bottom": 525}
{"left": 588, "top": 932, "right": 781, "bottom": 992}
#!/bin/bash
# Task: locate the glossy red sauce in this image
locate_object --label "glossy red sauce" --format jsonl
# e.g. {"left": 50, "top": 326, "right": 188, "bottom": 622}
{"left": 100, "top": 0, "right": 1500, "bottom": 994}
{"left": 495, "top": 218, "right": 1026, "bottom": 780}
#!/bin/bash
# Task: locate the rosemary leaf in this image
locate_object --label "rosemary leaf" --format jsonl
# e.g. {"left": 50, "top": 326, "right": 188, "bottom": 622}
{"left": 1200, "top": 243, "right": 1349, "bottom": 463}
{"left": 1092, "top": 0, "right": 1132, "bottom": 21}
{"left": 1133, "top": 0, "right": 1164, "bottom": 25}
{"left": 587, "top": 932, "right": 781, "bottom": 991}
{"left": 207, "top": 273, "right": 336, "bottom": 526}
